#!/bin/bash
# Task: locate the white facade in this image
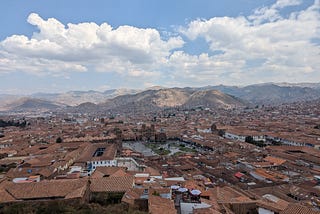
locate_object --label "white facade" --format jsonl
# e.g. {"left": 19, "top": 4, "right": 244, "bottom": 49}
{"left": 267, "top": 136, "right": 307, "bottom": 147}
{"left": 0, "top": 143, "right": 12, "bottom": 149}
{"left": 87, "top": 159, "right": 117, "bottom": 175}
{"left": 253, "top": 135, "right": 266, "bottom": 142}
{"left": 224, "top": 132, "right": 246, "bottom": 142}
{"left": 116, "top": 157, "right": 146, "bottom": 171}
{"left": 90, "top": 159, "right": 117, "bottom": 168}
{"left": 224, "top": 132, "right": 266, "bottom": 142}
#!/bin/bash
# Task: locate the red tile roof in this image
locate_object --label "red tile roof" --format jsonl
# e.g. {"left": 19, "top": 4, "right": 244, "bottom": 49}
{"left": 121, "top": 188, "right": 145, "bottom": 205}
{"left": 148, "top": 195, "right": 176, "bottom": 214}
{"left": 91, "top": 166, "right": 127, "bottom": 178}
{"left": 77, "top": 143, "right": 116, "bottom": 162}
{"left": 264, "top": 156, "right": 286, "bottom": 166}
{"left": 4, "top": 179, "right": 88, "bottom": 200}
{"left": 280, "top": 203, "right": 320, "bottom": 214}
{"left": 0, "top": 188, "right": 16, "bottom": 203}
{"left": 90, "top": 176, "right": 134, "bottom": 193}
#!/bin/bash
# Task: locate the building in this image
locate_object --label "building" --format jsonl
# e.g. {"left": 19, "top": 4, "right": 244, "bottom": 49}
{"left": 75, "top": 143, "right": 117, "bottom": 176}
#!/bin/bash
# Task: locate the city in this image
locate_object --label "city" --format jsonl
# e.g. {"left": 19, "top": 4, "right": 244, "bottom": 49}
{"left": 0, "top": 93, "right": 320, "bottom": 213}
{"left": 1, "top": 0, "right": 320, "bottom": 213}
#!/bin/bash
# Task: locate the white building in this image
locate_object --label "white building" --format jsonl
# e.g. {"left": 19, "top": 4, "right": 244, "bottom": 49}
{"left": 224, "top": 132, "right": 246, "bottom": 142}
{"left": 75, "top": 143, "right": 118, "bottom": 176}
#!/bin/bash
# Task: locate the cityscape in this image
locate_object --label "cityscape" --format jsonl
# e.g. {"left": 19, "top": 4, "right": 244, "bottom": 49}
{"left": 1, "top": 1, "right": 320, "bottom": 214}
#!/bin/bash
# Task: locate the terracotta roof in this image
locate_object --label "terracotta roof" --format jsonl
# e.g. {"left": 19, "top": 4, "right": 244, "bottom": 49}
{"left": 91, "top": 166, "right": 127, "bottom": 178}
{"left": 24, "top": 156, "right": 53, "bottom": 167}
{"left": 4, "top": 179, "right": 88, "bottom": 200}
{"left": 148, "top": 195, "right": 176, "bottom": 214}
{"left": 6, "top": 167, "right": 44, "bottom": 179}
{"left": 149, "top": 187, "right": 171, "bottom": 195}
{"left": 110, "top": 169, "right": 129, "bottom": 177}
{"left": 121, "top": 188, "right": 145, "bottom": 205}
{"left": 65, "top": 184, "right": 88, "bottom": 199}
{"left": 215, "top": 186, "right": 253, "bottom": 203}
{"left": 223, "top": 152, "right": 239, "bottom": 158}
{"left": 251, "top": 161, "right": 274, "bottom": 168}
{"left": 77, "top": 143, "right": 116, "bottom": 162}
{"left": 63, "top": 135, "right": 117, "bottom": 143}
{"left": 268, "top": 146, "right": 320, "bottom": 158}
{"left": 184, "top": 180, "right": 202, "bottom": 191}
{"left": 280, "top": 203, "right": 320, "bottom": 214}
{"left": 38, "top": 166, "right": 56, "bottom": 178}
{"left": 256, "top": 196, "right": 289, "bottom": 212}
{"left": 0, "top": 156, "right": 24, "bottom": 165}
{"left": 33, "top": 143, "right": 61, "bottom": 155}
{"left": 264, "top": 156, "right": 286, "bottom": 166}
{"left": 90, "top": 170, "right": 105, "bottom": 179}
{"left": 144, "top": 167, "right": 161, "bottom": 176}
{"left": 90, "top": 176, "right": 134, "bottom": 193}
{"left": 0, "top": 148, "right": 17, "bottom": 155}
{"left": 0, "top": 188, "right": 16, "bottom": 203}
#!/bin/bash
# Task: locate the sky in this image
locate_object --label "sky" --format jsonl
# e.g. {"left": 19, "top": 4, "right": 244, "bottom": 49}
{"left": 0, "top": 0, "right": 319, "bottom": 94}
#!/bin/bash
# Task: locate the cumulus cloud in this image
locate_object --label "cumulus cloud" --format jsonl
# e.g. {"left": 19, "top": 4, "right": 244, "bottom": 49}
{"left": 177, "top": 0, "right": 320, "bottom": 85}
{"left": 248, "top": 0, "right": 303, "bottom": 24}
{"left": 0, "top": 0, "right": 320, "bottom": 87}
{"left": 0, "top": 13, "right": 184, "bottom": 77}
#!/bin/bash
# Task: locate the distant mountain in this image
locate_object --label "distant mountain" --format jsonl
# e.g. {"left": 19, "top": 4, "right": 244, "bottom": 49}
{"left": 66, "top": 102, "right": 98, "bottom": 113}
{"left": 205, "top": 83, "right": 320, "bottom": 105}
{"left": 1, "top": 98, "right": 66, "bottom": 112}
{"left": 240, "top": 84, "right": 320, "bottom": 104}
{"left": 274, "top": 82, "right": 320, "bottom": 89}
{"left": 31, "top": 89, "right": 140, "bottom": 106}
{"left": 101, "top": 88, "right": 191, "bottom": 111}
{"left": 72, "top": 88, "right": 247, "bottom": 113}
{"left": 145, "top": 86, "right": 168, "bottom": 91}
{"left": 0, "top": 94, "right": 23, "bottom": 111}
{"left": 183, "top": 90, "right": 246, "bottom": 109}
{"left": 1, "top": 82, "right": 320, "bottom": 114}
{"left": 201, "top": 85, "right": 243, "bottom": 96}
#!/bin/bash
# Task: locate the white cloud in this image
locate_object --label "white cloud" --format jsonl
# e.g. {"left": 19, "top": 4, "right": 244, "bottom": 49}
{"left": 0, "top": 13, "right": 184, "bottom": 76}
{"left": 176, "top": 0, "right": 320, "bottom": 85}
{"left": 248, "top": 0, "right": 303, "bottom": 24}
{"left": 273, "top": 0, "right": 303, "bottom": 9}
{"left": 0, "top": 1, "right": 320, "bottom": 88}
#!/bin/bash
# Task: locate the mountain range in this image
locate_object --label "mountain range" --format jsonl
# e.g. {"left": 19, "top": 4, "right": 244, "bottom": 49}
{"left": 31, "top": 88, "right": 140, "bottom": 106}
{"left": 206, "top": 83, "right": 320, "bottom": 105}
{"left": 0, "top": 97, "right": 67, "bottom": 113}
{"left": 1, "top": 82, "right": 320, "bottom": 113}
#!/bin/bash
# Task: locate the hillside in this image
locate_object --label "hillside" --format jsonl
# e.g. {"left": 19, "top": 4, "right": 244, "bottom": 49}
{"left": 1, "top": 98, "right": 65, "bottom": 113}
{"left": 31, "top": 89, "right": 140, "bottom": 106}
{"left": 1, "top": 82, "right": 320, "bottom": 114}
{"left": 85, "top": 88, "right": 247, "bottom": 113}
{"left": 207, "top": 83, "right": 320, "bottom": 105}
{"left": 183, "top": 90, "right": 246, "bottom": 109}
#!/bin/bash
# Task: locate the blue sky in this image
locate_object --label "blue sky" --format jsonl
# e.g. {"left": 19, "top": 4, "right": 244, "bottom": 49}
{"left": 0, "top": 0, "right": 319, "bottom": 94}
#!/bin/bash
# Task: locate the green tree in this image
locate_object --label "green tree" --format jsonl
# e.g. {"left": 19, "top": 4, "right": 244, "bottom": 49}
{"left": 218, "top": 129, "right": 225, "bottom": 137}
{"left": 245, "top": 136, "right": 254, "bottom": 144}
{"left": 56, "top": 137, "right": 63, "bottom": 143}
